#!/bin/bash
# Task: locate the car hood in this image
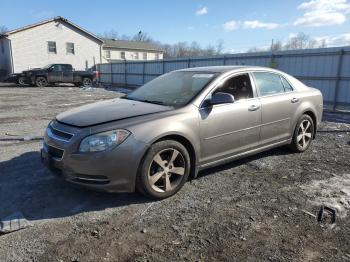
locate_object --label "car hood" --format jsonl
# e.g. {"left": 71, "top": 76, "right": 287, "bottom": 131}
{"left": 22, "top": 68, "right": 44, "bottom": 74}
{"left": 56, "top": 98, "right": 173, "bottom": 127}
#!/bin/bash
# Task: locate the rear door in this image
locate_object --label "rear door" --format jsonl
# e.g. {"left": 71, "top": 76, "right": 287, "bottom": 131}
{"left": 62, "top": 64, "right": 74, "bottom": 83}
{"left": 252, "top": 72, "right": 298, "bottom": 146}
{"left": 199, "top": 73, "right": 261, "bottom": 164}
{"left": 49, "top": 64, "right": 63, "bottom": 83}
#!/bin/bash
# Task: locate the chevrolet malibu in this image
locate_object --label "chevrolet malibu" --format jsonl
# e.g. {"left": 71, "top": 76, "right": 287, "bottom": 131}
{"left": 41, "top": 66, "right": 323, "bottom": 199}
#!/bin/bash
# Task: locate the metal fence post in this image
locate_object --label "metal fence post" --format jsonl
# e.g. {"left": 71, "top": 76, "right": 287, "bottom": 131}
{"left": 142, "top": 61, "right": 146, "bottom": 84}
{"left": 333, "top": 49, "right": 345, "bottom": 111}
{"left": 110, "top": 63, "right": 113, "bottom": 84}
{"left": 188, "top": 58, "right": 191, "bottom": 68}
{"left": 223, "top": 56, "right": 227, "bottom": 65}
{"left": 124, "top": 60, "right": 127, "bottom": 87}
{"left": 162, "top": 60, "right": 165, "bottom": 74}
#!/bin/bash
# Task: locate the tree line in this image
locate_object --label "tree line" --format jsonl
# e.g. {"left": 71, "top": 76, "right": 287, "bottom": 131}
{"left": 248, "top": 33, "right": 327, "bottom": 53}
{"left": 99, "top": 30, "right": 225, "bottom": 58}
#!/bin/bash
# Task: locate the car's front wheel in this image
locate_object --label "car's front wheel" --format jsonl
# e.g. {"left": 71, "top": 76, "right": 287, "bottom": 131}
{"left": 136, "top": 140, "right": 191, "bottom": 199}
{"left": 18, "top": 77, "right": 27, "bottom": 86}
{"left": 289, "top": 114, "right": 315, "bottom": 152}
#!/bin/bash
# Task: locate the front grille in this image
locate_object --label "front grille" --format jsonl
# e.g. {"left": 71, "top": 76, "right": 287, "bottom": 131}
{"left": 47, "top": 145, "right": 64, "bottom": 159}
{"left": 48, "top": 125, "right": 73, "bottom": 141}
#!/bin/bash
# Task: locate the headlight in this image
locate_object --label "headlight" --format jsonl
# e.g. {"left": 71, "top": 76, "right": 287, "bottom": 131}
{"left": 79, "top": 129, "right": 130, "bottom": 153}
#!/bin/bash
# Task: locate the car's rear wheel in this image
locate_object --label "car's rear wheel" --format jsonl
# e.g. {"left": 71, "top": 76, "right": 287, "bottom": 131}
{"left": 289, "top": 114, "right": 315, "bottom": 152}
{"left": 82, "top": 77, "right": 92, "bottom": 87}
{"left": 136, "top": 140, "right": 191, "bottom": 199}
{"left": 35, "top": 77, "right": 48, "bottom": 87}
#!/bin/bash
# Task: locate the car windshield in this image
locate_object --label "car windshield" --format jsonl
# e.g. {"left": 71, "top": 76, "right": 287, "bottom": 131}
{"left": 125, "top": 71, "right": 218, "bottom": 107}
{"left": 43, "top": 64, "right": 54, "bottom": 69}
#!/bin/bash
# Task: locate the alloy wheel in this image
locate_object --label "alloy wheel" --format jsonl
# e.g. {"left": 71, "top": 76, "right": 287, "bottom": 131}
{"left": 83, "top": 78, "right": 92, "bottom": 87}
{"left": 18, "top": 77, "right": 26, "bottom": 86}
{"left": 147, "top": 148, "right": 186, "bottom": 193}
{"left": 297, "top": 120, "right": 313, "bottom": 150}
{"left": 36, "top": 77, "right": 47, "bottom": 87}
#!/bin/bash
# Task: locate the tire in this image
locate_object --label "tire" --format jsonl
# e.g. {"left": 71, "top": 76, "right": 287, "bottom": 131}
{"left": 18, "top": 77, "right": 27, "bottom": 86}
{"left": 82, "top": 77, "right": 92, "bottom": 87}
{"left": 136, "top": 140, "right": 191, "bottom": 199}
{"left": 35, "top": 77, "right": 48, "bottom": 87}
{"left": 289, "top": 114, "right": 315, "bottom": 153}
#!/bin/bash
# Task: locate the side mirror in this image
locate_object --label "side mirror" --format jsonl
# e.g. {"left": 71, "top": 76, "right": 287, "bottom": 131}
{"left": 210, "top": 92, "right": 235, "bottom": 105}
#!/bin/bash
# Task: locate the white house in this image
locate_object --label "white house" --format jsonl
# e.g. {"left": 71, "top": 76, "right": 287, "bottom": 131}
{"left": 101, "top": 38, "right": 164, "bottom": 63}
{"left": 0, "top": 16, "right": 103, "bottom": 77}
{"left": 0, "top": 16, "right": 165, "bottom": 80}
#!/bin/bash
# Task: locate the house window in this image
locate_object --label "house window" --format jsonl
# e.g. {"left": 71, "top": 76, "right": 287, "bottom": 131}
{"left": 134, "top": 52, "right": 139, "bottom": 60}
{"left": 105, "top": 50, "right": 111, "bottom": 59}
{"left": 155, "top": 53, "right": 160, "bottom": 60}
{"left": 66, "top": 42, "right": 75, "bottom": 54}
{"left": 47, "top": 41, "right": 57, "bottom": 54}
{"left": 121, "top": 51, "right": 125, "bottom": 60}
{"left": 143, "top": 52, "right": 147, "bottom": 60}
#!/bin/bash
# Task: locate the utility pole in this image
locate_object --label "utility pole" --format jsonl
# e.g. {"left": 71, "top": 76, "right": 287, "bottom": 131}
{"left": 270, "top": 39, "right": 274, "bottom": 52}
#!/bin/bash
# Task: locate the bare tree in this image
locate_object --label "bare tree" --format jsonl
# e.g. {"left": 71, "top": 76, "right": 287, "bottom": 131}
{"left": 271, "top": 40, "right": 283, "bottom": 52}
{"left": 100, "top": 29, "right": 119, "bottom": 39}
{"left": 0, "top": 25, "right": 8, "bottom": 34}
{"left": 215, "top": 39, "right": 225, "bottom": 54}
{"left": 133, "top": 31, "right": 153, "bottom": 42}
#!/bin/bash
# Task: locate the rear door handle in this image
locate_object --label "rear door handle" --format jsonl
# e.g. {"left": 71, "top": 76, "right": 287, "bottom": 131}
{"left": 291, "top": 97, "right": 299, "bottom": 103}
{"left": 248, "top": 105, "right": 260, "bottom": 111}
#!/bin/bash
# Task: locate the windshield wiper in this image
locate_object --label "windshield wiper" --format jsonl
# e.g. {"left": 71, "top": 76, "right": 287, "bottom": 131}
{"left": 139, "top": 99, "right": 168, "bottom": 106}
{"left": 121, "top": 96, "right": 168, "bottom": 106}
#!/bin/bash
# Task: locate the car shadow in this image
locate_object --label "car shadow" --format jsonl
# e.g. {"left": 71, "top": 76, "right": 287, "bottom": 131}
{"left": 0, "top": 151, "right": 150, "bottom": 222}
{"left": 196, "top": 146, "right": 292, "bottom": 178}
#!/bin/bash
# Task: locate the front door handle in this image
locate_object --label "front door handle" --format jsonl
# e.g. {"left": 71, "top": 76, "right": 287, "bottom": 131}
{"left": 291, "top": 97, "right": 299, "bottom": 103}
{"left": 248, "top": 105, "right": 260, "bottom": 111}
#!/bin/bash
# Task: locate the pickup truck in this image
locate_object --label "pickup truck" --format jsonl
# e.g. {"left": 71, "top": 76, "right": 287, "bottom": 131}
{"left": 6, "top": 64, "right": 98, "bottom": 87}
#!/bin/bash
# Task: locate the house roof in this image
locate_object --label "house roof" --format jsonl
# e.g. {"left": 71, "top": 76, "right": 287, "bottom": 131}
{"left": 1, "top": 16, "right": 103, "bottom": 43}
{"left": 102, "top": 38, "right": 163, "bottom": 52}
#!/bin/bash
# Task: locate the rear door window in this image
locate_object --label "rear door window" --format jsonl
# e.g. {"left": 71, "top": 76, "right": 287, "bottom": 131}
{"left": 253, "top": 72, "right": 285, "bottom": 96}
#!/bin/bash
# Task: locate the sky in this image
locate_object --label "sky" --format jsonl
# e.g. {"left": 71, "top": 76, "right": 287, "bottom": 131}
{"left": 1, "top": 0, "right": 350, "bottom": 52}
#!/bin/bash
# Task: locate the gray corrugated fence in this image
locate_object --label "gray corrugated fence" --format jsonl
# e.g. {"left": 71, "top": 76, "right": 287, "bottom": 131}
{"left": 96, "top": 46, "right": 350, "bottom": 112}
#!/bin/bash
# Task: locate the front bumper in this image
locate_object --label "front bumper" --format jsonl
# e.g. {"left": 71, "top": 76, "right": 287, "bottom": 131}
{"left": 5, "top": 74, "right": 30, "bottom": 84}
{"left": 41, "top": 121, "right": 149, "bottom": 193}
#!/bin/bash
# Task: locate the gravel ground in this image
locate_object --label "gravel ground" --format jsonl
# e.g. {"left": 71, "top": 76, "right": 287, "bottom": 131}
{"left": 0, "top": 85, "right": 349, "bottom": 262}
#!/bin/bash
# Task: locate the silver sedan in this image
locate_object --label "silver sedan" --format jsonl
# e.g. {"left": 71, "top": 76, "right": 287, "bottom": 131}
{"left": 41, "top": 66, "right": 323, "bottom": 199}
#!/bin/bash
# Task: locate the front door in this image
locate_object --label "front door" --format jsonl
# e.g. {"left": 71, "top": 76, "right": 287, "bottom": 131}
{"left": 199, "top": 73, "right": 261, "bottom": 165}
{"left": 49, "top": 64, "right": 63, "bottom": 83}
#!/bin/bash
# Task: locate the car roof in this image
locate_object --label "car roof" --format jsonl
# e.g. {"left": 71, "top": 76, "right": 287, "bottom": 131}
{"left": 177, "top": 65, "right": 276, "bottom": 73}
